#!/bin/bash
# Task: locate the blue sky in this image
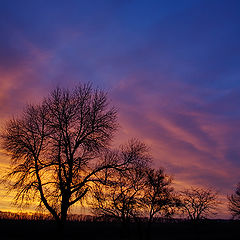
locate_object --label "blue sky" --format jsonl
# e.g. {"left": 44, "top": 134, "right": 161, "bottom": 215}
{"left": 0, "top": 0, "right": 240, "bottom": 217}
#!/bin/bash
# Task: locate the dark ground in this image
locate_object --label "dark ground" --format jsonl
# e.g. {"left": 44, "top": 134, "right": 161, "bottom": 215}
{"left": 0, "top": 219, "right": 239, "bottom": 240}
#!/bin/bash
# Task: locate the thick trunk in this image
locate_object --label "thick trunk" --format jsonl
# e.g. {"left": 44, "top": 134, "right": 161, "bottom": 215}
{"left": 146, "top": 214, "right": 154, "bottom": 240}
{"left": 54, "top": 218, "right": 63, "bottom": 240}
{"left": 56, "top": 215, "right": 67, "bottom": 240}
{"left": 55, "top": 203, "right": 68, "bottom": 239}
{"left": 146, "top": 221, "right": 152, "bottom": 240}
{"left": 120, "top": 216, "right": 130, "bottom": 239}
{"left": 61, "top": 207, "right": 68, "bottom": 224}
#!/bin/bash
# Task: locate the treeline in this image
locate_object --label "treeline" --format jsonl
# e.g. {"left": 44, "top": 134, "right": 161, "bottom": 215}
{"left": 1, "top": 83, "right": 240, "bottom": 232}
{"left": 92, "top": 143, "right": 240, "bottom": 225}
{"left": 87, "top": 139, "right": 220, "bottom": 224}
{"left": 0, "top": 211, "right": 182, "bottom": 223}
{"left": 0, "top": 211, "right": 94, "bottom": 221}
{"left": 0, "top": 211, "right": 53, "bottom": 220}
{"left": 88, "top": 140, "right": 240, "bottom": 226}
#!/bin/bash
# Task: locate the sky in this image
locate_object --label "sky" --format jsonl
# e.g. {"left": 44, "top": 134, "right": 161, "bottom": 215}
{"left": 0, "top": 0, "right": 240, "bottom": 218}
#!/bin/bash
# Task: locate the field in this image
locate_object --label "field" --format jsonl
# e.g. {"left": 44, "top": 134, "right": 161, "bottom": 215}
{"left": 0, "top": 219, "right": 239, "bottom": 240}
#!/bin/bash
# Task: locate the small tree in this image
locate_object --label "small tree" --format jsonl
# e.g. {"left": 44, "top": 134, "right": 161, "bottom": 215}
{"left": 141, "top": 168, "right": 177, "bottom": 239}
{"left": 179, "top": 187, "right": 220, "bottom": 220}
{"left": 228, "top": 183, "right": 240, "bottom": 219}
{"left": 142, "top": 168, "right": 178, "bottom": 223}
{"left": 0, "top": 83, "right": 130, "bottom": 229}
{"left": 91, "top": 139, "right": 150, "bottom": 224}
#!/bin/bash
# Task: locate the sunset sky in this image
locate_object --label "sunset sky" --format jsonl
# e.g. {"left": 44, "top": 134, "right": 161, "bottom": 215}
{"left": 0, "top": 0, "right": 240, "bottom": 218}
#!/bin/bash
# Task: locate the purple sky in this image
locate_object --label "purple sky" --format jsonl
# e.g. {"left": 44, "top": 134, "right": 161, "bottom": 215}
{"left": 1, "top": 0, "right": 240, "bottom": 217}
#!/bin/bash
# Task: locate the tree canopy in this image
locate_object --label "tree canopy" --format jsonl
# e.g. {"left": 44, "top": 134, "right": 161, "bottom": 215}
{"left": 1, "top": 83, "right": 121, "bottom": 227}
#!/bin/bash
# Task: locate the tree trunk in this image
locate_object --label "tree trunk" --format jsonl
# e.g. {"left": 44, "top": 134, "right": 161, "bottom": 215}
{"left": 56, "top": 205, "right": 68, "bottom": 239}
{"left": 145, "top": 213, "right": 155, "bottom": 240}
{"left": 57, "top": 219, "right": 66, "bottom": 238}
{"left": 120, "top": 216, "right": 131, "bottom": 239}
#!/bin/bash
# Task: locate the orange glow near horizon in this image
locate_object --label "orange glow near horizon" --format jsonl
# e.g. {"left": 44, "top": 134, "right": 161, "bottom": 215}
{"left": 0, "top": 82, "right": 238, "bottom": 219}
{"left": 1, "top": 1, "right": 240, "bottom": 220}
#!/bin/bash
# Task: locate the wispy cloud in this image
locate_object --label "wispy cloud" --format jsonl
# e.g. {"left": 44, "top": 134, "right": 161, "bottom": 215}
{"left": 1, "top": 0, "right": 240, "bottom": 218}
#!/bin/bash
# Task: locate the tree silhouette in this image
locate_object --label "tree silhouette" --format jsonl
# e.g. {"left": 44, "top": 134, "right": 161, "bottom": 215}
{"left": 140, "top": 168, "right": 178, "bottom": 240}
{"left": 0, "top": 83, "right": 131, "bottom": 230}
{"left": 141, "top": 168, "right": 177, "bottom": 223}
{"left": 90, "top": 139, "right": 150, "bottom": 224}
{"left": 179, "top": 187, "right": 220, "bottom": 220}
{"left": 228, "top": 183, "right": 240, "bottom": 219}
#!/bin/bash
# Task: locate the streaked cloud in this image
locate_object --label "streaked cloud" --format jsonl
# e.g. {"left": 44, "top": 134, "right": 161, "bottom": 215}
{"left": 0, "top": 0, "right": 240, "bottom": 218}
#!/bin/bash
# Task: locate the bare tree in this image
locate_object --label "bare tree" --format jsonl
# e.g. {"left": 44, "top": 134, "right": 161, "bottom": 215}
{"left": 141, "top": 168, "right": 177, "bottom": 223}
{"left": 0, "top": 83, "right": 130, "bottom": 229}
{"left": 228, "top": 183, "right": 240, "bottom": 219}
{"left": 179, "top": 187, "right": 220, "bottom": 220}
{"left": 140, "top": 168, "right": 178, "bottom": 240}
{"left": 90, "top": 139, "right": 151, "bottom": 224}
